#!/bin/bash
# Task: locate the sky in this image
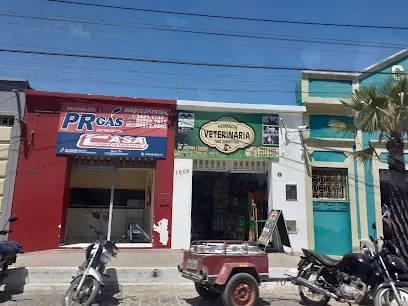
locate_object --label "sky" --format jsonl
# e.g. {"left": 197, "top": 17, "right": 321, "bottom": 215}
{"left": 0, "top": 0, "right": 407, "bottom": 105}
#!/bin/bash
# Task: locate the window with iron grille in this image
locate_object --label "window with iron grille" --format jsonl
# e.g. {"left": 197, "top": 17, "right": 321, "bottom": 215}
{"left": 0, "top": 116, "right": 14, "bottom": 127}
{"left": 312, "top": 168, "right": 348, "bottom": 201}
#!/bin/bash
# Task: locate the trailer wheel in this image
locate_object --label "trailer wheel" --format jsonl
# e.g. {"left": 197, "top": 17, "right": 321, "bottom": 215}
{"left": 194, "top": 282, "right": 220, "bottom": 300}
{"left": 223, "top": 273, "right": 259, "bottom": 306}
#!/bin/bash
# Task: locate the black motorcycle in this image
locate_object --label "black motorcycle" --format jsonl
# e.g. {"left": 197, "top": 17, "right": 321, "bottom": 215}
{"left": 292, "top": 222, "right": 408, "bottom": 306}
{"left": 0, "top": 215, "right": 23, "bottom": 283}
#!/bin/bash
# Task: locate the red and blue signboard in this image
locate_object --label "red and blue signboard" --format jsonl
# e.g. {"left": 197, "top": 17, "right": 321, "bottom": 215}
{"left": 56, "top": 103, "right": 168, "bottom": 158}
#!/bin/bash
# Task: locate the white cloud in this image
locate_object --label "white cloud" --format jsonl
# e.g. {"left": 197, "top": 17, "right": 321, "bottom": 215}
{"left": 300, "top": 50, "right": 322, "bottom": 69}
{"left": 68, "top": 23, "right": 91, "bottom": 39}
{"left": 165, "top": 16, "right": 188, "bottom": 28}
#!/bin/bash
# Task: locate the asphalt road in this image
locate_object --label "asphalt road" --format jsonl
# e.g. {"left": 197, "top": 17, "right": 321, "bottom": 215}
{"left": 0, "top": 284, "right": 344, "bottom": 306}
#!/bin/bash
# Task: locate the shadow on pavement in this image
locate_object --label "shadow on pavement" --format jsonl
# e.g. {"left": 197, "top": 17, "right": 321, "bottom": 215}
{"left": 96, "top": 268, "right": 122, "bottom": 305}
{"left": 0, "top": 267, "right": 28, "bottom": 303}
{"left": 184, "top": 297, "right": 272, "bottom": 305}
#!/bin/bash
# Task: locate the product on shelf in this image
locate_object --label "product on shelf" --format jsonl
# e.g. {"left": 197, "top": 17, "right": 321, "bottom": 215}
{"left": 211, "top": 180, "right": 230, "bottom": 232}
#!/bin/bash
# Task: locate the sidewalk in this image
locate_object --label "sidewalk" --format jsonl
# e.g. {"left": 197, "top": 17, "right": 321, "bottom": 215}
{"left": 5, "top": 250, "right": 300, "bottom": 288}
{"left": 14, "top": 249, "right": 300, "bottom": 268}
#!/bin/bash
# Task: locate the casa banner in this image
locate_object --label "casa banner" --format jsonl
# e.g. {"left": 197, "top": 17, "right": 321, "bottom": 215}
{"left": 56, "top": 103, "right": 168, "bottom": 158}
{"left": 175, "top": 111, "right": 279, "bottom": 160}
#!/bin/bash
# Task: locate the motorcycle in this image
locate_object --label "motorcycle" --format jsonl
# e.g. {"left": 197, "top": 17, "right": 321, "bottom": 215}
{"left": 292, "top": 222, "right": 408, "bottom": 306}
{"left": 63, "top": 212, "right": 123, "bottom": 306}
{"left": 0, "top": 215, "right": 23, "bottom": 283}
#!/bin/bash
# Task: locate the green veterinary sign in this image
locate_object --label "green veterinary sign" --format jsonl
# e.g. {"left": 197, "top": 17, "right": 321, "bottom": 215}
{"left": 175, "top": 111, "right": 279, "bottom": 160}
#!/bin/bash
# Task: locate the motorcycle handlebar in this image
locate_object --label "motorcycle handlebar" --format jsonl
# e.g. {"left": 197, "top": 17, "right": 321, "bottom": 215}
{"left": 88, "top": 225, "right": 104, "bottom": 236}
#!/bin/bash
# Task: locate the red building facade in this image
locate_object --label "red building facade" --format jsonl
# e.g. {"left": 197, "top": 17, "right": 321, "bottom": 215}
{"left": 9, "top": 90, "right": 176, "bottom": 252}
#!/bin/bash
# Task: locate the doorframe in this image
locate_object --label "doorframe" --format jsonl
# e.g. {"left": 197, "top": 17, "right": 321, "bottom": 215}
{"left": 63, "top": 165, "right": 156, "bottom": 248}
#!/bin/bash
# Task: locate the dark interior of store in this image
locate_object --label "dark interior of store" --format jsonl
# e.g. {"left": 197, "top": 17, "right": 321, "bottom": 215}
{"left": 191, "top": 171, "right": 268, "bottom": 242}
{"left": 379, "top": 169, "right": 400, "bottom": 240}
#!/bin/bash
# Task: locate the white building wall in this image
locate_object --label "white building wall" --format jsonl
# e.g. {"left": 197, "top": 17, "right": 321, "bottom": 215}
{"left": 171, "top": 159, "right": 193, "bottom": 249}
{"left": 269, "top": 113, "right": 307, "bottom": 253}
{"left": 171, "top": 101, "right": 307, "bottom": 252}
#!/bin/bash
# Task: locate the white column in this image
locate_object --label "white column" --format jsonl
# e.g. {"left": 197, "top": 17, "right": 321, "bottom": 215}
{"left": 171, "top": 159, "right": 193, "bottom": 249}
{"left": 107, "top": 170, "right": 116, "bottom": 240}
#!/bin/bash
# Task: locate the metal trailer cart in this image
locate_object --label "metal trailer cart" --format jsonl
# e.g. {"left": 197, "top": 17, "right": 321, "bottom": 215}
{"left": 177, "top": 240, "right": 293, "bottom": 306}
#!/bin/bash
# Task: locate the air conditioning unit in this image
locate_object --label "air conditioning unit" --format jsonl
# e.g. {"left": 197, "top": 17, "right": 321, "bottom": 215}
{"left": 285, "top": 220, "right": 298, "bottom": 234}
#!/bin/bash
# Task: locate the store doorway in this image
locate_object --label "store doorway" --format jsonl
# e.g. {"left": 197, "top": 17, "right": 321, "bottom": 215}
{"left": 64, "top": 164, "right": 155, "bottom": 246}
{"left": 191, "top": 171, "right": 268, "bottom": 242}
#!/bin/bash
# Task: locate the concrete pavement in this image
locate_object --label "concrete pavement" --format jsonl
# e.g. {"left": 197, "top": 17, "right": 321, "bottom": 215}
{"left": 0, "top": 284, "right": 344, "bottom": 306}
{"left": 5, "top": 249, "right": 300, "bottom": 287}
{"left": 6, "top": 266, "right": 299, "bottom": 287}
{"left": 13, "top": 249, "right": 300, "bottom": 268}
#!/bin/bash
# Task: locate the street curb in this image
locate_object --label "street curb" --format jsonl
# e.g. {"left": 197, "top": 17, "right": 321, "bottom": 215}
{"left": 11, "top": 282, "right": 299, "bottom": 292}
{"left": 5, "top": 267, "right": 298, "bottom": 287}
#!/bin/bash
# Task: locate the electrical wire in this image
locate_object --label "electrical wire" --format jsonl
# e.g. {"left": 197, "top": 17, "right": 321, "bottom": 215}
{"left": 0, "top": 20, "right": 398, "bottom": 56}
{"left": 0, "top": 47, "right": 403, "bottom": 75}
{"left": 0, "top": 59, "right": 300, "bottom": 82}
{"left": 47, "top": 0, "right": 408, "bottom": 31}
{"left": 0, "top": 64, "right": 364, "bottom": 92}
{"left": 0, "top": 69, "right": 368, "bottom": 95}
{"left": 0, "top": 11, "right": 406, "bottom": 50}
{"left": 0, "top": 71, "right": 303, "bottom": 94}
{"left": 0, "top": 68, "right": 298, "bottom": 89}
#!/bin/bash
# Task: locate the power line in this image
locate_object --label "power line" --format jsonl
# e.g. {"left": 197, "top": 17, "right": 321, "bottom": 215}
{"left": 0, "top": 59, "right": 298, "bottom": 81}
{"left": 0, "top": 71, "right": 300, "bottom": 94}
{"left": 0, "top": 70, "right": 351, "bottom": 95}
{"left": 0, "top": 11, "right": 405, "bottom": 50}
{"left": 0, "top": 65, "right": 299, "bottom": 88}
{"left": 47, "top": 0, "right": 408, "bottom": 31}
{"left": 0, "top": 20, "right": 398, "bottom": 56}
{"left": 3, "top": 10, "right": 407, "bottom": 48}
{"left": 0, "top": 65, "right": 360, "bottom": 92}
{"left": 0, "top": 47, "right": 401, "bottom": 75}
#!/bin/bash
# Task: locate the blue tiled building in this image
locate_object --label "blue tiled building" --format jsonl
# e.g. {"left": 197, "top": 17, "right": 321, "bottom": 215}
{"left": 297, "top": 49, "right": 408, "bottom": 255}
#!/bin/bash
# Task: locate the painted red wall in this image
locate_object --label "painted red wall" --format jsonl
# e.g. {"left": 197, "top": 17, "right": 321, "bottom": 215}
{"left": 152, "top": 116, "right": 176, "bottom": 248}
{"left": 9, "top": 96, "right": 69, "bottom": 251}
{"left": 10, "top": 90, "right": 176, "bottom": 252}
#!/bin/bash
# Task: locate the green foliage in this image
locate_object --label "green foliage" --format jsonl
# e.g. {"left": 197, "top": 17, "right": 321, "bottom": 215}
{"left": 329, "top": 77, "right": 408, "bottom": 162}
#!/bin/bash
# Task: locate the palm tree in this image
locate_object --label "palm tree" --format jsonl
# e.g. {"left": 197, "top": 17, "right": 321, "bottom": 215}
{"left": 329, "top": 76, "right": 408, "bottom": 262}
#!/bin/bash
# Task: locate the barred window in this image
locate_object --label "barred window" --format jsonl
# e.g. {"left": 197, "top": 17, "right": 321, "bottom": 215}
{"left": 0, "top": 116, "right": 14, "bottom": 127}
{"left": 312, "top": 168, "right": 348, "bottom": 201}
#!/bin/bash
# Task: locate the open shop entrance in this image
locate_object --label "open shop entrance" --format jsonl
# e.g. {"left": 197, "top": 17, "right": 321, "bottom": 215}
{"left": 191, "top": 171, "right": 268, "bottom": 242}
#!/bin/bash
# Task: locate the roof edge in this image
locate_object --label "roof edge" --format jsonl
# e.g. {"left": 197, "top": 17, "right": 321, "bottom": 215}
{"left": 357, "top": 48, "right": 408, "bottom": 78}
{"left": 25, "top": 90, "right": 176, "bottom": 106}
{"left": 177, "top": 100, "right": 305, "bottom": 113}
{"left": 302, "top": 70, "right": 356, "bottom": 79}
{"left": 0, "top": 79, "right": 31, "bottom": 91}
{"left": 301, "top": 49, "right": 408, "bottom": 81}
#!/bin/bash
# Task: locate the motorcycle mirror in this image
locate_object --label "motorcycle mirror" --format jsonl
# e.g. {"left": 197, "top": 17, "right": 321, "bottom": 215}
{"left": 92, "top": 212, "right": 101, "bottom": 220}
{"left": 8, "top": 215, "right": 18, "bottom": 222}
{"left": 372, "top": 222, "right": 376, "bottom": 230}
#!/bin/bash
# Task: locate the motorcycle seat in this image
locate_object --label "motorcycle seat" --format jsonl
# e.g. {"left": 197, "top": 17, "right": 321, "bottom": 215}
{"left": 0, "top": 241, "right": 19, "bottom": 258}
{"left": 303, "top": 249, "right": 340, "bottom": 267}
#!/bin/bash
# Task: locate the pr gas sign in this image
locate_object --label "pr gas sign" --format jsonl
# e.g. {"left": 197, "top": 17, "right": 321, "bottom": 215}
{"left": 56, "top": 103, "right": 168, "bottom": 158}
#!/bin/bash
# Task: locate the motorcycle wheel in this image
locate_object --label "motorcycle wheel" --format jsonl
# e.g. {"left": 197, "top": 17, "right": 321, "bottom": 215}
{"left": 374, "top": 286, "right": 408, "bottom": 306}
{"left": 62, "top": 276, "right": 100, "bottom": 306}
{"left": 298, "top": 268, "right": 330, "bottom": 306}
